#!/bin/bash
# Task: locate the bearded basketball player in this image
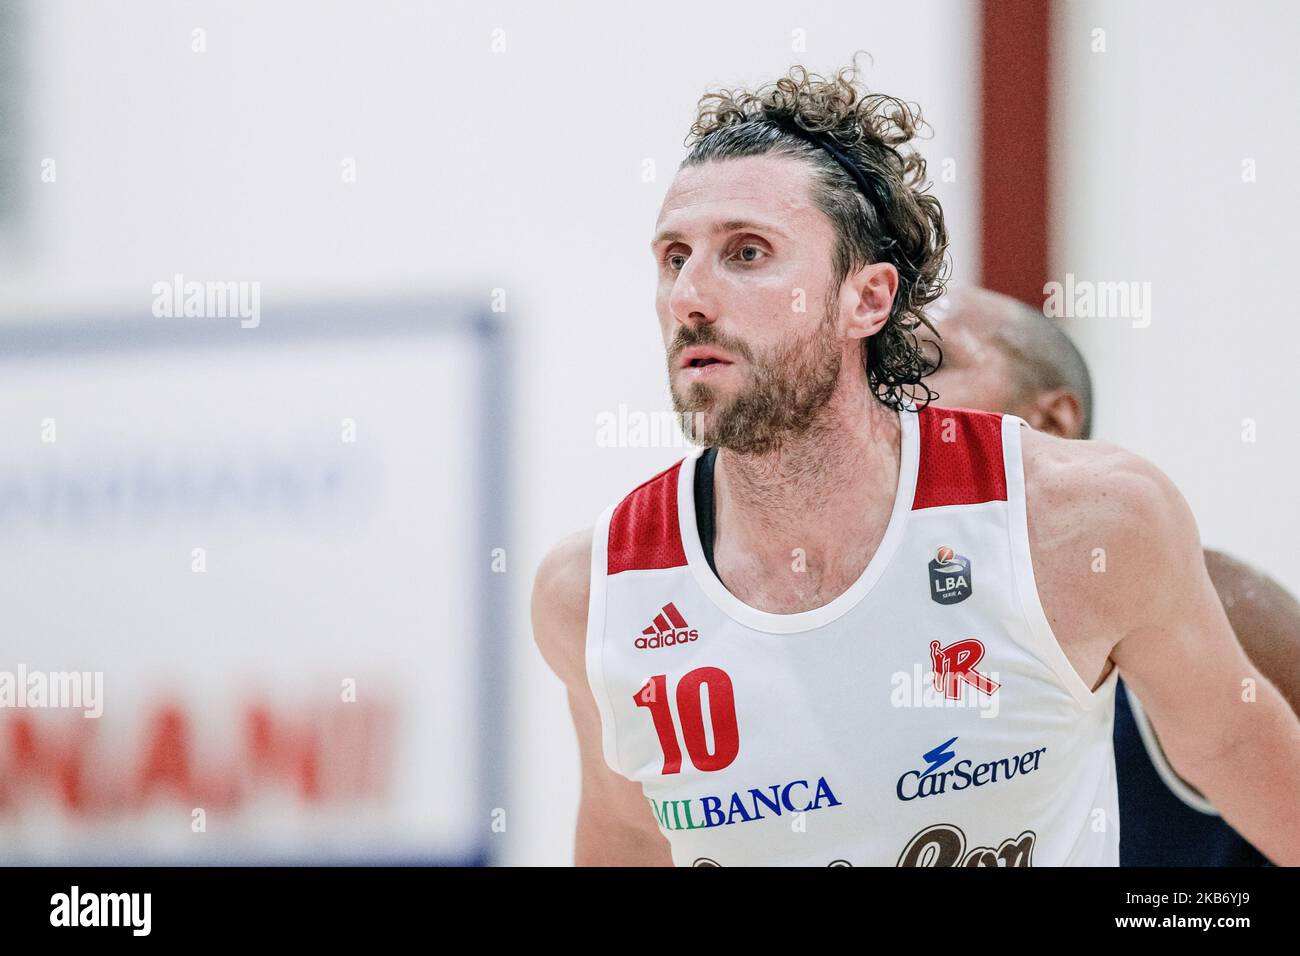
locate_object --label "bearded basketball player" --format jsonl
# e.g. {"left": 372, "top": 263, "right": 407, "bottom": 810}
{"left": 920, "top": 285, "right": 1300, "bottom": 866}
{"left": 531, "top": 61, "right": 1300, "bottom": 866}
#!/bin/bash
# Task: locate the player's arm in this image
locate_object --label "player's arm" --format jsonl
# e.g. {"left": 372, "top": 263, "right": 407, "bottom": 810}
{"left": 1149, "top": 549, "right": 1300, "bottom": 804}
{"left": 531, "top": 529, "right": 674, "bottom": 867}
{"left": 1203, "top": 549, "right": 1300, "bottom": 718}
{"left": 1102, "top": 455, "right": 1300, "bottom": 865}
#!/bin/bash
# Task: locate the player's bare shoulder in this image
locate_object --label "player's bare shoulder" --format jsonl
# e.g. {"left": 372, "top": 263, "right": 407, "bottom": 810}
{"left": 1021, "top": 426, "right": 1173, "bottom": 521}
{"left": 1019, "top": 425, "right": 1201, "bottom": 636}
{"left": 531, "top": 528, "right": 594, "bottom": 690}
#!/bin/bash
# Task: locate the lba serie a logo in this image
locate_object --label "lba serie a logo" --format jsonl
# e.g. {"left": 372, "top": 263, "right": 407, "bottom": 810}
{"left": 928, "top": 546, "right": 972, "bottom": 605}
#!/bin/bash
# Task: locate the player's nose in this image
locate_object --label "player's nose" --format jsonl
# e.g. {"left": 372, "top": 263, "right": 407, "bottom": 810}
{"left": 667, "top": 256, "right": 720, "bottom": 328}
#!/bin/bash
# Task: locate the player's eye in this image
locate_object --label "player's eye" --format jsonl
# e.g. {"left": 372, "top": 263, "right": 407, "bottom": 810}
{"left": 734, "top": 244, "right": 765, "bottom": 264}
{"left": 666, "top": 253, "right": 688, "bottom": 270}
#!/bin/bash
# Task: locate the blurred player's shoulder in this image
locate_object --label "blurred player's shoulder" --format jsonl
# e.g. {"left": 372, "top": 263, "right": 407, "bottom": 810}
{"left": 1202, "top": 547, "right": 1300, "bottom": 716}
{"left": 1203, "top": 548, "right": 1300, "bottom": 619}
{"left": 531, "top": 528, "right": 593, "bottom": 689}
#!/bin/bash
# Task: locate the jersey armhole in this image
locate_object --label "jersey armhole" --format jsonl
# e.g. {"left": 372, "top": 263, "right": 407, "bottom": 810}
{"left": 1002, "top": 415, "right": 1118, "bottom": 711}
{"left": 583, "top": 502, "right": 626, "bottom": 778}
{"left": 1125, "top": 686, "right": 1219, "bottom": 815}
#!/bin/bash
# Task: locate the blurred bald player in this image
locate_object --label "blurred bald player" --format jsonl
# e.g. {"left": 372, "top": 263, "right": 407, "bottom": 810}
{"left": 919, "top": 286, "right": 1300, "bottom": 866}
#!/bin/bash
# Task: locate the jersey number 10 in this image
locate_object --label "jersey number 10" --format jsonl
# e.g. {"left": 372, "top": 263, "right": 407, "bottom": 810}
{"left": 634, "top": 667, "right": 740, "bottom": 775}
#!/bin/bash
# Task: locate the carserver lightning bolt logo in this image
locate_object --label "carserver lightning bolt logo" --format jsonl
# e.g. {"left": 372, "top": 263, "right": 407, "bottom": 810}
{"left": 929, "top": 546, "right": 972, "bottom": 604}
{"left": 921, "top": 736, "right": 958, "bottom": 777}
{"left": 636, "top": 602, "right": 699, "bottom": 650}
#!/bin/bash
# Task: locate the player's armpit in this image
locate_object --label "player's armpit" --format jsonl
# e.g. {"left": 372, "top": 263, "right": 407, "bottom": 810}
{"left": 568, "top": 689, "right": 674, "bottom": 867}
{"left": 531, "top": 531, "right": 674, "bottom": 867}
{"left": 1108, "top": 456, "right": 1300, "bottom": 866}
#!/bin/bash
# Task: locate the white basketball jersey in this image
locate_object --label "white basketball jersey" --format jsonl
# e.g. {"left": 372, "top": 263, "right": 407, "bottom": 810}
{"left": 584, "top": 404, "right": 1120, "bottom": 866}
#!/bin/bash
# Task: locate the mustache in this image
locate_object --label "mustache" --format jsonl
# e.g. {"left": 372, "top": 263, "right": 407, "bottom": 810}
{"left": 668, "top": 324, "right": 755, "bottom": 363}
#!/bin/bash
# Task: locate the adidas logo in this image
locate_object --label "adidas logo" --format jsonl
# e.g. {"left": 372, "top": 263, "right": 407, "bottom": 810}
{"left": 636, "top": 602, "right": 700, "bottom": 650}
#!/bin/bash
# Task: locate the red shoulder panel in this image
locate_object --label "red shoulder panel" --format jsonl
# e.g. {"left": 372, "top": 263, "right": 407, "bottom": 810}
{"left": 607, "top": 461, "right": 688, "bottom": 575}
{"left": 911, "top": 405, "right": 1008, "bottom": 510}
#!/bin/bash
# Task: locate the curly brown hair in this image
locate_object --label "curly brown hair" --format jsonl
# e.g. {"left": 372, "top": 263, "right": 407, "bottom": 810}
{"left": 681, "top": 54, "right": 950, "bottom": 410}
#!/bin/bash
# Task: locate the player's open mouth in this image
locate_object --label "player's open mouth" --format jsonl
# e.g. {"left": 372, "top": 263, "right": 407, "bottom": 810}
{"left": 679, "top": 347, "right": 735, "bottom": 377}
{"left": 683, "top": 360, "right": 732, "bottom": 378}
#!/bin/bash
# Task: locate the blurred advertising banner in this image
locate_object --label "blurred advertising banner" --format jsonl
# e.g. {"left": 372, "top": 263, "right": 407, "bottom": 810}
{"left": 0, "top": 299, "right": 508, "bottom": 864}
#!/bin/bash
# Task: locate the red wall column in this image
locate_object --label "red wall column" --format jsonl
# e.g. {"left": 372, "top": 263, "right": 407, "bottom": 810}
{"left": 980, "top": 0, "right": 1052, "bottom": 306}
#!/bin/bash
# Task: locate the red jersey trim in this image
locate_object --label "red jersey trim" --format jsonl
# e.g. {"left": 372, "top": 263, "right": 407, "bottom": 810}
{"left": 911, "top": 405, "right": 1008, "bottom": 510}
{"left": 607, "top": 461, "right": 688, "bottom": 575}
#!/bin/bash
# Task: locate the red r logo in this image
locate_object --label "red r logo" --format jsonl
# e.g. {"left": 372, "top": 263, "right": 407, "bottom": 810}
{"left": 930, "top": 639, "right": 1001, "bottom": 700}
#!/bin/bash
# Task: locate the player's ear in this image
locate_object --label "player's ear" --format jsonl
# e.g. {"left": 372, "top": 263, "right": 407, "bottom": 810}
{"left": 1025, "top": 388, "right": 1084, "bottom": 439}
{"left": 841, "top": 262, "right": 898, "bottom": 341}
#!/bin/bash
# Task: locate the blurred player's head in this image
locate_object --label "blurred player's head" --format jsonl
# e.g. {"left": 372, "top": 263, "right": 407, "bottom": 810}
{"left": 653, "top": 56, "right": 949, "bottom": 454}
{"left": 921, "top": 286, "right": 1093, "bottom": 439}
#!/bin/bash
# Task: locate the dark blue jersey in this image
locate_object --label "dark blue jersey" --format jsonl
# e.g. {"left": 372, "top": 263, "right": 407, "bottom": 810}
{"left": 1114, "top": 678, "right": 1269, "bottom": 866}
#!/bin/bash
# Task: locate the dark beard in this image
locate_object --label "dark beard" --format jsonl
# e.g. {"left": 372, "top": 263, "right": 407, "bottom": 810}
{"left": 668, "top": 309, "right": 842, "bottom": 455}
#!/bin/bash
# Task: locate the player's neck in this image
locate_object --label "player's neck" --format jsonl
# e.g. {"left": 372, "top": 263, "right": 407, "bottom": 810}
{"left": 711, "top": 387, "right": 901, "bottom": 600}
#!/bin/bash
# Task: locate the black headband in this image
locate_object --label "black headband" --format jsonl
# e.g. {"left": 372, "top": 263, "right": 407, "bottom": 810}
{"left": 762, "top": 113, "right": 891, "bottom": 236}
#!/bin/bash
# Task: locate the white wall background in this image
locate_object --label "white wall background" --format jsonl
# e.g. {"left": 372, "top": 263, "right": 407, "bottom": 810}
{"left": 2, "top": 0, "right": 981, "bottom": 865}
{"left": 1053, "top": 0, "right": 1300, "bottom": 594}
